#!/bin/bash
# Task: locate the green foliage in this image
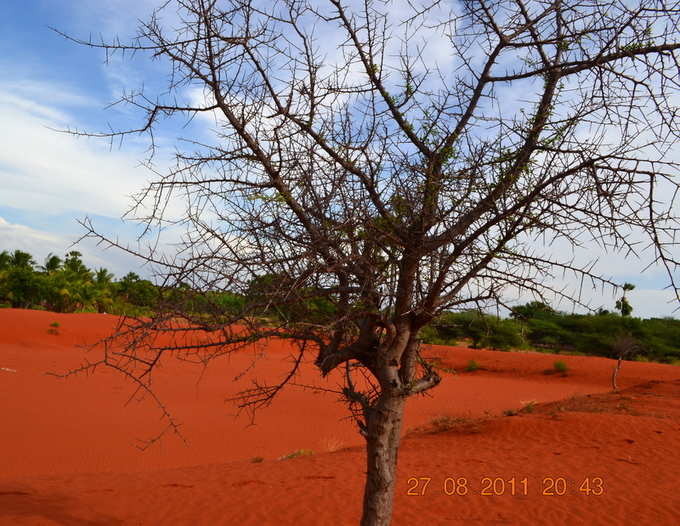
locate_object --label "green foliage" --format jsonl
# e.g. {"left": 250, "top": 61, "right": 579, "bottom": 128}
{"left": 1, "top": 249, "right": 678, "bottom": 368}
{"left": 0, "top": 248, "right": 156, "bottom": 315}
{"left": 244, "top": 273, "right": 336, "bottom": 324}
{"left": 616, "top": 283, "right": 635, "bottom": 317}
{"left": 0, "top": 251, "right": 10, "bottom": 271}
{"left": 421, "top": 311, "right": 525, "bottom": 350}
{"left": 553, "top": 360, "right": 568, "bottom": 374}
{"left": 0, "top": 248, "right": 254, "bottom": 318}
{"left": 41, "top": 270, "right": 91, "bottom": 313}
{"left": 420, "top": 301, "right": 678, "bottom": 364}
{"left": 482, "top": 319, "right": 524, "bottom": 350}
{"left": 0, "top": 266, "right": 44, "bottom": 308}
{"left": 465, "top": 360, "right": 479, "bottom": 372}
{"left": 510, "top": 301, "right": 554, "bottom": 320}
{"left": 419, "top": 324, "right": 442, "bottom": 344}
{"left": 117, "top": 273, "right": 155, "bottom": 306}
{"left": 427, "top": 311, "right": 468, "bottom": 343}
{"left": 620, "top": 40, "right": 651, "bottom": 53}
{"left": 8, "top": 250, "right": 36, "bottom": 269}
{"left": 210, "top": 291, "right": 247, "bottom": 315}
{"left": 63, "top": 251, "right": 91, "bottom": 277}
{"left": 47, "top": 321, "right": 60, "bottom": 335}
{"left": 41, "top": 253, "right": 63, "bottom": 273}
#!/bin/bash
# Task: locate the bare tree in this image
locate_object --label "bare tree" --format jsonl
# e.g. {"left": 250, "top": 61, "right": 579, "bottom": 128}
{"left": 59, "top": 1, "right": 680, "bottom": 524}
{"left": 611, "top": 282, "right": 639, "bottom": 390}
{"left": 611, "top": 333, "right": 641, "bottom": 391}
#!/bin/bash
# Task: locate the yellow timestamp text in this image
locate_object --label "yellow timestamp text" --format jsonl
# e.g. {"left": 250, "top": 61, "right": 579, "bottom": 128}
{"left": 406, "top": 476, "right": 604, "bottom": 497}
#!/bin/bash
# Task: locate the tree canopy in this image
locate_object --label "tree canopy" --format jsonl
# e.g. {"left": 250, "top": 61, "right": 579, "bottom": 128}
{"left": 57, "top": 1, "right": 680, "bottom": 524}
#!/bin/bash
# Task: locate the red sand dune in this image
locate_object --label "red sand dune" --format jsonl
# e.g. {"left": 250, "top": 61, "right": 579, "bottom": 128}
{"left": 0, "top": 308, "right": 678, "bottom": 525}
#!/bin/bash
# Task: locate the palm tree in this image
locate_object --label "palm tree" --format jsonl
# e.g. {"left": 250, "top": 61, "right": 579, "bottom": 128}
{"left": 63, "top": 251, "right": 90, "bottom": 276}
{"left": 0, "top": 250, "right": 10, "bottom": 270}
{"left": 41, "top": 253, "right": 63, "bottom": 273}
{"left": 93, "top": 267, "right": 115, "bottom": 313}
{"left": 9, "top": 250, "right": 35, "bottom": 269}
{"left": 94, "top": 268, "right": 114, "bottom": 285}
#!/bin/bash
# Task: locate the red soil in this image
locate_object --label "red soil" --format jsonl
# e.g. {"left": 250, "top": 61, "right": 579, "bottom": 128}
{"left": 1, "top": 308, "right": 678, "bottom": 525}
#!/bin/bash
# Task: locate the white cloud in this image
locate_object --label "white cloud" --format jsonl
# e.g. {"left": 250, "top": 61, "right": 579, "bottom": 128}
{"left": 0, "top": 216, "right": 98, "bottom": 271}
{"left": 1, "top": 79, "right": 97, "bottom": 110}
{"left": 0, "top": 82, "right": 170, "bottom": 219}
{"left": 628, "top": 288, "right": 680, "bottom": 319}
{"left": 502, "top": 267, "right": 679, "bottom": 319}
{"left": 0, "top": 215, "right": 162, "bottom": 279}
{"left": 0, "top": 216, "right": 63, "bottom": 250}
{"left": 0, "top": 76, "right": 191, "bottom": 280}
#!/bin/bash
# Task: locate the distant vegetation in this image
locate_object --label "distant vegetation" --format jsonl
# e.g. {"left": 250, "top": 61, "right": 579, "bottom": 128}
{"left": 0, "top": 249, "right": 161, "bottom": 316}
{"left": 1, "top": 249, "right": 678, "bottom": 363}
{"left": 421, "top": 301, "right": 680, "bottom": 364}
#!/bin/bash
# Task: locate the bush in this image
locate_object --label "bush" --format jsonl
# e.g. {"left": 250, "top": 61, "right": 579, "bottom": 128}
{"left": 465, "top": 360, "right": 479, "bottom": 372}
{"left": 553, "top": 360, "right": 568, "bottom": 374}
{"left": 426, "top": 312, "right": 525, "bottom": 350}
{"left": 481, "top": 319, "right": 524, "bottom": 350}
{"left": 510, "top": 301, "right": 555, "bottom": 320}
{"left": 420, "top": 324, "right": 456, "bottom": 345}
{"left": 47, "top": 321, "right": 60, "bottom": 335}
{"left": 0, "top": 267, "right": 44, "bottom": 308}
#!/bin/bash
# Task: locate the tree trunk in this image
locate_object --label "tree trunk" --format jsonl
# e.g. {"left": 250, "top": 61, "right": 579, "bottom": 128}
{"left": 612, "top": 355, "right": 622, "bottom": 391}
{"left": 360, "top": 392, "right": 406, "bottom": 526}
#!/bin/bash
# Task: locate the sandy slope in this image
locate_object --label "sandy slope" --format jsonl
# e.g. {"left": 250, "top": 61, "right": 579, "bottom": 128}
{"left": 0, "top": 309, "right": 678, "bottom": 525}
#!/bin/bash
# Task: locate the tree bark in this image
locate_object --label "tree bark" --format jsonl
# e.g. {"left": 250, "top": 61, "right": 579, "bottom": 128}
{"left": 360, "top": 392, "right": 406, "bottom": 526}
{"left": 612, "top": 356, "right": 622, "bottom": 391}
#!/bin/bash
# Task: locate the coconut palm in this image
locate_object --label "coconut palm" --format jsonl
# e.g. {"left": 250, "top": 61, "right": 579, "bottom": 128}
{"left": 41, "top": 253, "right": 63, "bottom": 273}
{"left": 8, "top": 250, "right": 35, "bottom": 269}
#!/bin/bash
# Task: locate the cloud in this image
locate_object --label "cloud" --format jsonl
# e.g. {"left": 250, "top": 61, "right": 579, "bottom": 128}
{"left": 2, "top": 1, "right": 676, "bottom": 316}
{"left": 1, "top": 79, "right": 97, "bottom": 111}
{"left": 0, "top": 215, "right": 162, "bottom": 279}
{"left": 0, "top": 216, "right": 63, "bottom": 251}
{"left": 0, "top": 75, "right": 189, "bottom": 279}
{"left": 0, "top": 81, "right": 174, "bottom": 219}
{"left": 0, "top": 216, "right": 97, "bottom": 272}
{"left": 502, "top": 268, "right": 679, "bottom": 319}
{"left": 628, "top": 288, "right": 680, "bottom": 319}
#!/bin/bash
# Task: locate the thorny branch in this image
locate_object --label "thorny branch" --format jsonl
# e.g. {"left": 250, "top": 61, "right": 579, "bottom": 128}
{"left": 56, "top": 0, "right": 680, "bottom": 441}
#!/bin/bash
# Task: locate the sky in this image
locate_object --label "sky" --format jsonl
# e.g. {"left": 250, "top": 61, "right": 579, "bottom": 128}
{"left": 0, "top": 0, "right": 678, "bottom": 317}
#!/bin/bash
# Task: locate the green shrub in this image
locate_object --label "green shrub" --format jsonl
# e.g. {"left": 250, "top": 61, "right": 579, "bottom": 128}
{"left": 481, "top": 319, "right": 524, "bottom": 350}
{"left": 510, "top": 301, "right": 555, "bottom": 319}
{"left": 465, "top": 360, "right": 479, "bottom": 372}
{"left": 420, "top": 324, "right": 455, "bottom": 345}
{"left": 47, "top": 321, "right": 60, "bottom": 335}
{"left": 553, "top": 360, "right": 568, "bottom": 374}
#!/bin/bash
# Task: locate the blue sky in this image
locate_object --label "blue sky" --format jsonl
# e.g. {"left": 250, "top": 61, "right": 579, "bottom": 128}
{"left": 1, "top": 0, "right": 178, "bottom": 277}
{"left": 1, "top": 1, "right": 678, "bottom": 317}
